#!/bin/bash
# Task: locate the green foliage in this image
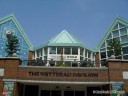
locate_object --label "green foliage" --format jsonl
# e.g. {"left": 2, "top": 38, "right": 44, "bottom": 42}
{"left": 5, "top": 35, "right": 20, "bottom": 57}
{"left": 107, "top": 38, "right": 122, "bottom": 57}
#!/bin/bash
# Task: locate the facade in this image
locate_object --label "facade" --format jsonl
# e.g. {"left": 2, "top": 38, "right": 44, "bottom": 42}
{"left": 32, "top": 30, "right": 95, "bottom": 67}
{"left": 0, "top": 14, "right": 128, "bottom": 96}
{"left": 0, "top": 14, "right": 32, "bottom": 60}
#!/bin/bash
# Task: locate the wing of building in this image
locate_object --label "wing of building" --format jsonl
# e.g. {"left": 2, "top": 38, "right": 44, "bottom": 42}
{"left": 32, "top": 30, "right": 94, "bottom": 67}
{"left": 0, "top": 14, "right": 32, "bottom": 60}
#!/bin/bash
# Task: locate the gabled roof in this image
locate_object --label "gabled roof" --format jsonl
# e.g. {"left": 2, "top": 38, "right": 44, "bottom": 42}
{"left": 0, "top": 14, "right": 33, "bottom": 49}
{"left": 48, "top": 30, "right": 81, "bottom": 43}
{"left": 34, "top": 30, "right": 93, "bottom": 51}
{"left": 96, "top": 17, "right": 128, "bottom": 49}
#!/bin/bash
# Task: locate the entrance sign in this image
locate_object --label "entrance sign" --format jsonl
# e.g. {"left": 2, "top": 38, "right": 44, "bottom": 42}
{"left": 3, "top": 81, "right": 15, "bottom": 96}
{"left": 28, "top": 71, "right": 98, "bottom": 78}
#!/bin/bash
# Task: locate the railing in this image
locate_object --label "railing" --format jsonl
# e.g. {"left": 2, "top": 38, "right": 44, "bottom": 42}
{"left": 21, "top": 60, "right": 108, "bottom": 67}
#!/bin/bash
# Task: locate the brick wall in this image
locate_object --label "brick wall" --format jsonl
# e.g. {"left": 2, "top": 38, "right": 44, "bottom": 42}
{"left": 28, "top": 51, "right": 33, "bottom": 60}
{"left": 17, "top": 67, "right": 108, "bottom": 82}
{"left": 95, "top": 52, "right": 100, "bottom": 67}
{"left": 1, "top": 57, "right": 128, "bottom": 95}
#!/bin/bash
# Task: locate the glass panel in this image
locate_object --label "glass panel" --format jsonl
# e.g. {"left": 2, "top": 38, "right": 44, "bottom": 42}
{"left": 123, "top": 55, "right": 128, "bottom": 60}
{"left": 64, "top": 47, "right": 71, "bottom": 54}
{"left": 122, "top": 47, "right": 128, "bottom": 54}
{"left": 100, "top": 52, "right": 106, "bottom": 59}
{"left": 121, "top": 36, "right": 128, "bottom": 43}
{"left": 37, "top": 50, "right": 39, "bottom": 57}
{"left": 100, "top": 48, "right": 106, "bottom": 52}
{"left": 101, "top": 42, "right": 106, "bottom": 48}
{"left": 121, "top": 43, "right": 128, "bottom": 47}
{"left": 88, "top": 51, "right": 91, "bottom": 58}
{"left": 112, "top": 30, "right": 119, "bottom": 37}
{"left": 107, "top": 51, "right": 111, "bottom": 57}
{"left": 50, "top": 47, "right": 56, "bottom": 54}
{"left": 72, "top": 47, "right": 78, "bottom": 55}
{"left": 80, "top": 48, "right": 84, "bottom": 55}
{"left": 85, "top": 50, "right": 87, "bottom": 57}
{"left": 120, "top": 28, "right": 127, "bottom": 35}
{"left": 113, "top": 24, "right": 118, "bottom": 30}
{"left": 57, "top": 47, "right": 63, "bottom": 54}
{"left": 114, "top": 37, "right": 120, "bottom": 41}
{"left": 106, "top": 39, "right": 112, "bottom": 46}
{"left": 119, "top": 23, "right": 125, "bottom": 28}
{"left": 107, "top": 34, "right": 112, "bottom": 39}
{"left": 44, "top": 47, "right": 47, "bottom": 55}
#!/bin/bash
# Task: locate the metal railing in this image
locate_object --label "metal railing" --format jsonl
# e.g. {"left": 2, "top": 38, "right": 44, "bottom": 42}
{"left": 21, "top": 60, "right": 108, "bottom": 67}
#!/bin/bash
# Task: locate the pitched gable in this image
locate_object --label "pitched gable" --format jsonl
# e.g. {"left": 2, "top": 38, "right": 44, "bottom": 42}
{"left": 0, "top": 14, "right": 33, "bottom": 60}
{"left": 49, "top": 30, "right": 79, "bottom": 43}
{"left": 0, "top": 14, "right": 32, "bottom": 48}
{"left": 97, "top": 17, "right": 128, "bottom": 49}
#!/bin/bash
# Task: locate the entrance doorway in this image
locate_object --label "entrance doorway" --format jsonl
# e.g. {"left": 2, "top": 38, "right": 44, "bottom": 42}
{"left": 87, "top": 87, "right": 101, "bottom": 96}
{"left": 40, "top": 90, "right": 61, "bottom": 96}
{"left": 64, "top": 91, "right": 85, "bottom": 96}
{"left": 24, "top": 85, "right": 39, "bottom": 96}
{"left": 64, "top": 91, "right": 74, "bottom": 96}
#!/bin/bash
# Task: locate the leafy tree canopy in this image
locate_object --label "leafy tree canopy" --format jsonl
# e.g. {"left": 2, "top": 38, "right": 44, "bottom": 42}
{"left": 107, "top": 38, "right": 122, "bottom": 57}
{"left": 5, "top": 35, "right": 21, "bottom": 57}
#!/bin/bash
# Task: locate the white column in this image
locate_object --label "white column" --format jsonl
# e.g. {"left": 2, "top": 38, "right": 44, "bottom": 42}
{"left": 78, "top": 47, "right": 80, "bottom": 61}
{"left": 35, "top": 51, "right": 37, "bottom": 59}
{"left": 46, "top": 47, "right": 50, "bottom": 66}
{"left": 42, "top": 48, "right": 44, "bottom": 60}
{"left": 83, "top": 49, "right": 85, "bottom": 59}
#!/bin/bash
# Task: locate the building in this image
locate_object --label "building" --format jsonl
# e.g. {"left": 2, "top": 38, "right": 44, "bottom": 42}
{"left": 32, "top": 30, "right": 95, "bottom": 67}
{"left": 0, "top": 14, "right": 128, "bottom": 96}
{"left": 97, "top": 17, "right": 128, "bottom": 66}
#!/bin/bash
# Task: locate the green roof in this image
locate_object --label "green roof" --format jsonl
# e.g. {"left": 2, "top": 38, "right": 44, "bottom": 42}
{"left": 34, "top": 30, "right": 93, "bottom": 51}
{"left": 49, "top": 30, "right": 82, "bottom": 44}
{"left": 0, "top": 14, "right": 33, "bottom": 49}
{"left": 96, "top": 17, "right": 128, "bottom": 50}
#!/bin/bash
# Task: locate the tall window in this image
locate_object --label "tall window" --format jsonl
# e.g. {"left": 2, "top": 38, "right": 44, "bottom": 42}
{"left": 80, "top": 48, "right": 84, "bottom": 55}
{"left": 57, "top": 47, "right": 63, "bottom": 54}
{"left": 37, "top": 50, "right": 39, "bottom": 57}
{"left": 50, "top": 47, "right": 56, "bottom": 54}
{"left": 44, "top": 47, "right": 47, "bottom": 55}
{"left": 72, "top": 47, "right": 78, "bottom": 55}
{"left": 64, "top": 47, "right": 71, "bottom": 54}
{"left": 88, "top": 51, "right": 91, "bottom": 58}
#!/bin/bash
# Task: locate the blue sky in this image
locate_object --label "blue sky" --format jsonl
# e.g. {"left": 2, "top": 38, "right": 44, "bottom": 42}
{"left": 0, "top": 0, "right": 128, "bottom": 49}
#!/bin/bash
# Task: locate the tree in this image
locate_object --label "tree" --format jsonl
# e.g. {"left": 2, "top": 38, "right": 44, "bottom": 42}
{"left": 107, "top": 38, "right": 122, "bottom": 58}
{"left": 5, "top": 35, "right": 21, "bottom": 57}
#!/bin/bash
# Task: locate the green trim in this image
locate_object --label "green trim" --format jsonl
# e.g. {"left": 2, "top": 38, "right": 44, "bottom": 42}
{"left": 96, "top": 17, "right": 128, "bottom": 49}
{"left": 0, "top": 14, "right": 33, "bottom": 49}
